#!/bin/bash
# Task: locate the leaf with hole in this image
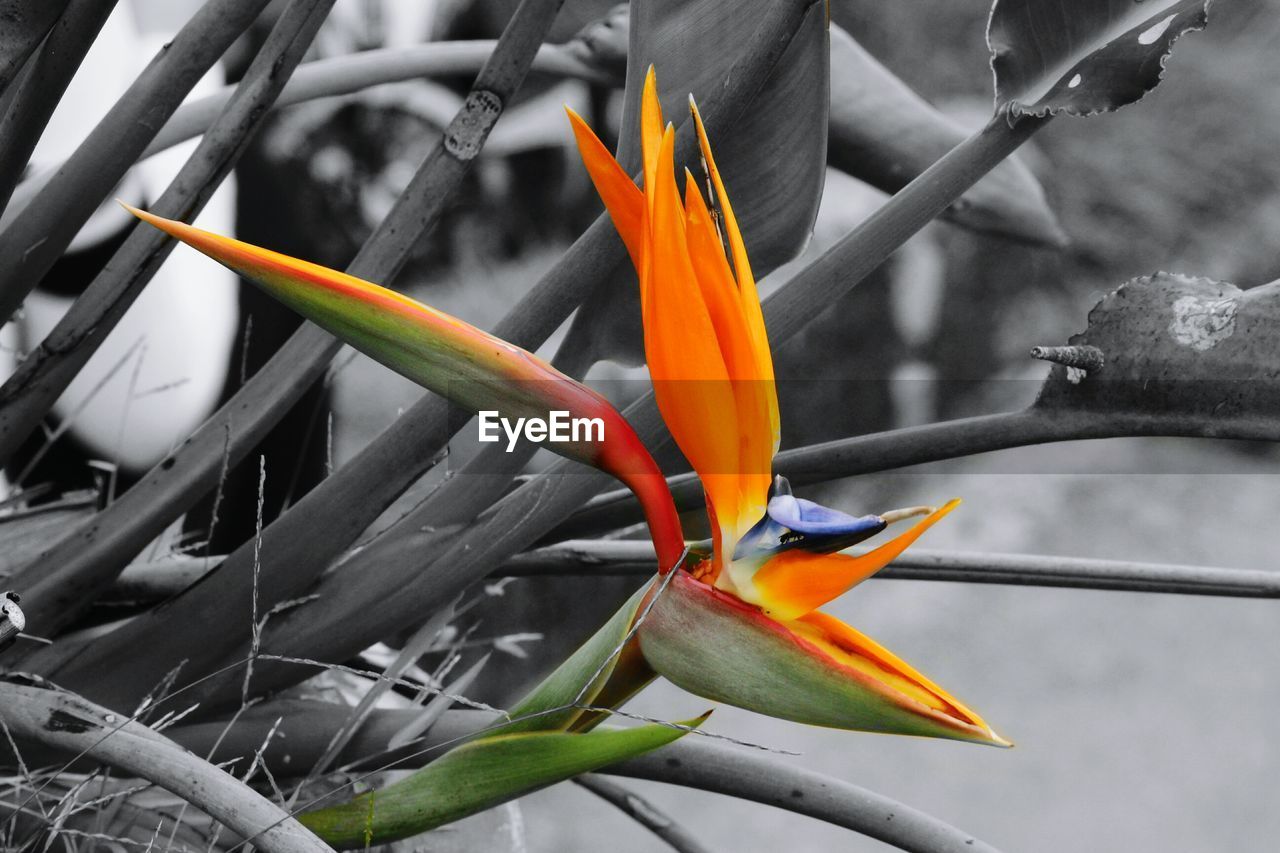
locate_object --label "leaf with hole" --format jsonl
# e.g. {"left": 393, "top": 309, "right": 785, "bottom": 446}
{"left": 828, "top": 24, "right": 1065, "bottom": 247}
{"left": 989, "top": 0, "right": 1213, "bottom": 117}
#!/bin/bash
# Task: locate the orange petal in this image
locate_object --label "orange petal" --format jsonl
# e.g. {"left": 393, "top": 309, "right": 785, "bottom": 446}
{"left": 688, "top": 97, "right": 778, "bottom": 453}
{"left": 645, "top": 125, "right": 741, "bottom": 540}
{"left": 566, "top": 108, "right": 645, "bottom": 269}
{"left": 752, "top": 500, "right": 962, "bottom": 619}
{"left": 640, "top": 66, "right": 665, "bottom": 216}
{"left": 683, "top": 172, "right": 772, "bottom": 524}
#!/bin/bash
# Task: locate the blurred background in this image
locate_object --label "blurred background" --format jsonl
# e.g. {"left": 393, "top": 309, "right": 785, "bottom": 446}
{"left": 6, "top": 0, "right": 1279, "bottom": 850}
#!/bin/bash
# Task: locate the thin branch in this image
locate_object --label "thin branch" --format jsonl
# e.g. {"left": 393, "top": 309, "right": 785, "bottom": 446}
{"left": 606, "top": 737, "right": 1003, "bottom": 853}
{"left": 143, "top": 42, "right": 618, "bottom": 159}
{"left": 575, "top": 774, "right": 715, "bottom": 853}
{"left": 549, "top": 405, "right": 1280, "bottom": 542}
{"left": 0, "top": 684, "right": 332, "bottom": 853}
{"left": 5, "top": 41, "right": 619, "bottom": 220}
{"left": 0, "top": 0, "right": 276, "bottom": 323}
{"left": 495, "top": 539, "right": 1280, "bottom": 598}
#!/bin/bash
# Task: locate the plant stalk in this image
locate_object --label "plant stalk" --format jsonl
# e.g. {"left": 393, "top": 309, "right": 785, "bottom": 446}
{"left": 0, "top": 0, "right": 276, "bottom": 324}
{"left": 3, "top": 0, "right": 339, "bottom": 633}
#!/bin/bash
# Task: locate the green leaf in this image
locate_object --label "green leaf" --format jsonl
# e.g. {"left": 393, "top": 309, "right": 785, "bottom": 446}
{"left": 299, "top": 715, "right": 706, "bottom": 849}
{"left": 503, "top": 581, "right": 653, "bottom": 733}
{"left": 989, "top": 0, "right": 1212, "bottom": 118}
{"left": 636, "top": 571, "right": 1009, "bottom": 746}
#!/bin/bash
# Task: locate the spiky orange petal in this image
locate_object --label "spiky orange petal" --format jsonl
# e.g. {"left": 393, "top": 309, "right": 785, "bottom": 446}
{"left": 682, "top": 172, "right": 772, "bottom": 526}
{"left": 688, "top": 97, "right": 779, "bottom": 453}
{"left": 795, "top": 609, "right": 1009, "bottom": 744}
{"left": 752, "top": 500, "right": 962, "bottom": 619}
{"left": 644, "top": 126, "right": 742, "bottom": 545}
{"left": 640, "top": 66, "right": 665, "bottom": 218}
{"left": 565, "top": 108, "right": 645, "bottom": 268}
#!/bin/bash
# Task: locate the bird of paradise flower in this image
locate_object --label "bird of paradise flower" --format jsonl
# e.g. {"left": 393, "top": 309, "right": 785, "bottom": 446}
{"left": 126, "top": 64, "right": 1007, "bottom": 848}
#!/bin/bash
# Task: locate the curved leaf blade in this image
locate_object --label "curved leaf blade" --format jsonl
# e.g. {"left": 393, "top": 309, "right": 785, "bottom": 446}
{"left": 828, "top": 24, "right": 1065, "bottom": 246}
{"left": 989, "top": 0, "right": 1212, "bottom": 118}
{"left": 504, "top": 581, "right": 654, "bottom": 734}
{"left": 299, "top": 715, "right": 706, "bottom": 849}
{"left": 579, "top": 0, "right": 829, "bottom": 367}
{"left": 620, "top": 0, "right": 829, "bottom": 273}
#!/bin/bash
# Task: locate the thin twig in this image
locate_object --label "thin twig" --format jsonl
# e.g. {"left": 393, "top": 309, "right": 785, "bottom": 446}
{"left": 495, "top": 539, "right": 1280, "bottom": 597}
{"left": 139, "top": 41, "right": 619, "bottom": 159}
{"left": 5, "top": 40, "right": 620, "bottom": 216}
{"left": 549, "top": 406, "right": 1280, "bottom": 541}
{"left": 242, "top": 456, "right": 268, "bottom": 707}
{"left": 576, "top": 774, "right": 715, "bottom": 853}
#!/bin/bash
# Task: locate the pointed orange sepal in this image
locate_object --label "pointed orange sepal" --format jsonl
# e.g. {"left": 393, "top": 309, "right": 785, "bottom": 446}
{"left": 752, "top": 500, "right": 962, "bottom": 619}
{"left": 565, "top": 109, "right": 645, "bottom": 268}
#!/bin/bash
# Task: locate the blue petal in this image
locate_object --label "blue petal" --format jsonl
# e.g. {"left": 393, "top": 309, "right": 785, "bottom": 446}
{"left": 766, "top": 495, "right": 885, "bottom": 537}
{"left": 731, "top": 482, "right": 889, "bottom": 561}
